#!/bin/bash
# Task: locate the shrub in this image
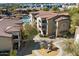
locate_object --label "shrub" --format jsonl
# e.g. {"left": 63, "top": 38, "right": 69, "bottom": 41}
{"left": 63, "top": 39, "right": 79, "bottom": 56}
{"left": 42, "top": 8, "right": 49, "bottom": 11}
{"left": 10, "top": 50, "right": 17, "bottom": 56}
{"left": 22, "top": 24, "right": 38, "bottom": 40}
{"left": 40, "top": 42, "right": 47, "bottom": 49}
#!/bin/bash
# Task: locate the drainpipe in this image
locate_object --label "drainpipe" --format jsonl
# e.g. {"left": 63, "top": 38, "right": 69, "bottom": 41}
{"left": 10, "top": 37, "right": 13, "bottom": 55}
{"left": 56, "top": 21, "right": 58, "bottom": 37}
{"left": 18, "top": 32, "right": 21, "bottom": 50}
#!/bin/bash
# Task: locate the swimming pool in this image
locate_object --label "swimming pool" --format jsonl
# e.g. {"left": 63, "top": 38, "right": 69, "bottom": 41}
{"left": 22, "top": 15, "right": 30, "bottom": 24}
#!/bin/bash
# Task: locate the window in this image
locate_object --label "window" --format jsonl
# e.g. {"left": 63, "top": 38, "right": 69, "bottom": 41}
{"left": 42, "top": 25, "right": 46, "bottom": 28}
{"left": 39, "top": 30, "right": 41, "bottom": 33}
{"left": 24, "top": 6, "right": 27, "bottom": 8}
{"left": 12, "top": 35, "right": 18, "bottom": 39}
{"left": 39, "top": 25, "right": 41, "bottom": 28}
{"left": 42, "top": 19, "right": 47, "bottom": 23}
{"left": 43, "top": 30, "right": 46, "bottom": 35}
{"left": 34, "top": 17, "right": 36, "bottom": 20}
{"left": 13, "top": 43, "right": 18, "bottom": 49}
{"left": 39, "top": 20, "right": 41, "bottom": 22}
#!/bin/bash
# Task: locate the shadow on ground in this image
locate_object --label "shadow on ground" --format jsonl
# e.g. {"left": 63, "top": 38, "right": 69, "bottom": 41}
{"left": 17, "top": 40, "right": 40, "bottom": 56}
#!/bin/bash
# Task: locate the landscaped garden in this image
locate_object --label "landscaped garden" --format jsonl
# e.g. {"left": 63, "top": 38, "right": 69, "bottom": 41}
{"left": 38, "top": 41, "right": 59, "bottom": 56}
{"left": 38, "top": 48, "right": 59, "bottom": 56}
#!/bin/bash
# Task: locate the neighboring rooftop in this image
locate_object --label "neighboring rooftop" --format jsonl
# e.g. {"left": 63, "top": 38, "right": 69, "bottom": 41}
{"left": 0, "top": 17, "right": 23, "bottom": 37}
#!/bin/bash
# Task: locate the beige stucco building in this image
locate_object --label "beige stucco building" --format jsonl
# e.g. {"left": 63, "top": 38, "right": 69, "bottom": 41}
{"left": 29, "top": 11, "right": 70, "bottom": 37}
{"left": 0, "top": 37, "right": 12, "bottom": 51}
{"left": 0, "top": 16, "right": 23, "bottom": 52}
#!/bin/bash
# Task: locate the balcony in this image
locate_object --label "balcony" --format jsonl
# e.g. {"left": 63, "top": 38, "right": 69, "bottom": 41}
{"left": 42, "top": 20, "right": 47, "bottom": 23}
{"left": 42, "top": 25, "right": 47, "bottom": 28}
{"left": 41, "top": 19, "right": 47, "bottom": 26}
{"left": 42, "top": 25, "right": 47, "bottom": 30}
{"left": 39, "top": 25, "right": 41, "bottom": 28}
{"left": 12, "top": 35, "right": 20, "bottom": 42}
{"left": 42, "top": 30, "right": 46, "bottom": 35}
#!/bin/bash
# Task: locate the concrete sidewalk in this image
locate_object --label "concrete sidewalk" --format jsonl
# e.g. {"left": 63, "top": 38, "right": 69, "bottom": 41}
{"left": 53, "top": 40, "right": 64, "bottom": 56}
{"left": 32, "top": 40, "right": 64, "bottom": 56}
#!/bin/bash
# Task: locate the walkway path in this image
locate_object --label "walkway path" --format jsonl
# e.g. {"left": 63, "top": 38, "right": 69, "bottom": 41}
{"left": 17, "top": 35, "right": 67, "bottom": 56}
{"left": 53, "top": 40, "right": 64, "bottom": 56}
{"left": 33, "top": 50, "right": 42, "bottom": 56}
{"left": 32, "top": 35, "right": 65, "bottom": 56}
{"left": 32, "top": 40, "right": 64, "bottom": 56}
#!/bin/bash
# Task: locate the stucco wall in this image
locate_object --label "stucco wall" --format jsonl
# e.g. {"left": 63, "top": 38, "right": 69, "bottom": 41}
{"left": 37, "top": 17, "right": 43, "bottom": 35}
{"left": 57, "top": 19, "right": 70, "bottom": 36}
{"left": 29, "top": 13, "right": 37, "bottom": 27}
{"left": 0, "top": 37, "right": 12, "bottom": 51}
{"left": 48, "top": 19, "right": 56, "bottom": 36}
{"left": 29, "top": 13, "right": 33, "bottom": 25}
{"left": 58, "top": 20, "right": 69, "bottom": 32}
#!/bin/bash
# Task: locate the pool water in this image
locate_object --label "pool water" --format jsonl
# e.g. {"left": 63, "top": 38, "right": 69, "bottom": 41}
{"left": 22, "top": 15, "right": 30, "bottom": 24}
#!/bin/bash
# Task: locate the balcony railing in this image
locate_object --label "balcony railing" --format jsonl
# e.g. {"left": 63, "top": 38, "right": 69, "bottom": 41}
{"left": 41, "top": 25, "right": 47, "bottom": 30}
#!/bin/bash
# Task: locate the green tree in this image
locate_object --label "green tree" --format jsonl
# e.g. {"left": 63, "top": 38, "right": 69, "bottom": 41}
{"left": 6, "top": 4, "right": 19, "bottom": 14}
{"left": 27, "top": 9, "right": 32, "bottom": 12}
{"left": 68, "top": 7, "right": 79, "bottom": 16}
{"left": 0, "top": 8, "right": 3, "bottom": 14}
{"left": 22, "top": 24, "right": 38, "bottom": 40}
{"left": 32, "top": 9, "right": 39, "bottom": 12}
{"left": 10, "top": 50, "right": 17, "bottom": 56}
{"left": 51, "top": 6, "right": 60, "bottom": 12}
{"left": 67, "top": 7, "right": 79, "bottom": 34}
{"left": 70, "top": 13, "right": 79, "bottom": 34}
{"left": 42, "top": 8, "right": 49, "bottom": 11}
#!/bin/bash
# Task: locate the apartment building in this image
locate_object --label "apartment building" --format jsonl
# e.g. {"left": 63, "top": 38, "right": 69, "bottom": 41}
{"left": 0, "top": 16, "right": 23, "bottom": 52}
{"left": 29, "top": 11, "right": 70, "bottom": 37}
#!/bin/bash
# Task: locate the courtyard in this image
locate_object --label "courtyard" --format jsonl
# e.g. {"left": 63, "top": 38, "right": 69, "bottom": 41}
{"left": 17, "top": 35, "right": 71, "bottom": 56}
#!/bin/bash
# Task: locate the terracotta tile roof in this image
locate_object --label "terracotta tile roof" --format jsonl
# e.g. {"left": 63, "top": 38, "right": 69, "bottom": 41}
{"left": 0, "top": 17, "right": 22, "bottom": 37}
{"left": 35, "top": 11, "right": 57, "bottom": 19}
{"left": 55, "top": 16, "right": 69, "bottom": 21}
{"left": 5, "top": 26, "right": 20, "bottom": 33}
{"left": 31, "top": 11, "right": 69, "bottom": 20}
{"left": 15, "top": 20, "right": 23, "bottom": 24}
